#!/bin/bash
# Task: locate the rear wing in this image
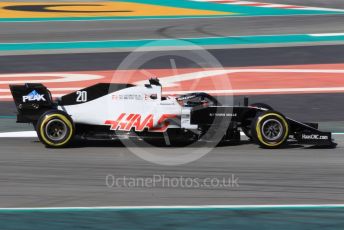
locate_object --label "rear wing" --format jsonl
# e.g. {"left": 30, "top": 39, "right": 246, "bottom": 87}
{"left": 9, "top": 84, "right": 55, "bottom": 123}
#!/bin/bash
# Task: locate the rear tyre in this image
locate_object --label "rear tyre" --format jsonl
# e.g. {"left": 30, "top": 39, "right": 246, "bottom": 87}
{"left": 36, "top": 110, "right": 75, "bottom": 148}
{"left": 251, "top": 111, "right": 289, "bottom": 149}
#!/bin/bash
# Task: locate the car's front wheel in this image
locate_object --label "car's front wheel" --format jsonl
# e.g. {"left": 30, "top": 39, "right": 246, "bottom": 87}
{"left": 242, "top": 103, "right": 274, "bottom": 139}
{"left": 36, "top": 110, "right": 75, "bottom": 148}
{"left": 251, "top": 111, "right": 289, "bottom": 149}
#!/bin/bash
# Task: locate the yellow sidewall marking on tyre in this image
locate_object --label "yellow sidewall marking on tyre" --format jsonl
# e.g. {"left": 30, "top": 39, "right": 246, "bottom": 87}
{"left": 256, "top": 113, "right": 289, "bottom": 147}
{"left": 0, "top": 2, "right": 230, "bottom": 18}
{"left": 40, "top": 114, "right": 73, "bottom": 147}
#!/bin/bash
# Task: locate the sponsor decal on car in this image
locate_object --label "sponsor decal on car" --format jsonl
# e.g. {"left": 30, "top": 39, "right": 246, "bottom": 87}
{"left": 301, "top": 134, "right": 329, "bottom": 140}
{"left": 105, "top": 113, "right": 177, "bottom": 132}
{"left": 177, "top": 95, "right": 196, "bottom": 101}
{"left": 209, "top": 113, "right": 237, "bottom": 117}
{"left": 22, "top": 90, "right": 46, "bottom": 102}
{"left": 112, "top": 94, "right": 144, "bottom": 101}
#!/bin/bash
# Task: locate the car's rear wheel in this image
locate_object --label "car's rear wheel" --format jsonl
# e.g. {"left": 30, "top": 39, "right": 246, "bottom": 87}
{"left": 251, "top": 111, "right": 289, "bottom": 149}
{"left": 36, "top": 110, "right": 75, "bottom": 148}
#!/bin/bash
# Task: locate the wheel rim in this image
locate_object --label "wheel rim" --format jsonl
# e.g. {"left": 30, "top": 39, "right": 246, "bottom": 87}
{"left": 45, "top": 119, "right": 68, "bottom": 141}
{"left": 261, "top": 119, "right": 283, "bottom": 141}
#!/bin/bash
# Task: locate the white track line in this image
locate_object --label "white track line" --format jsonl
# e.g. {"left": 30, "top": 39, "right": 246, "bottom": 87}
{"left": 300, "top": 7, "right": 344, "bottom": 12}
{"left": 193, "top": 0, "right": 344, "bottom": 12}
{"left": 0, "top": 73, "right": 103, "bottom": 84}
{"left": 259, "top": 4, "right": 288, "bottom": 8}
{"left": 0, "top": 88, "right": 79, "bottom": 93}
{"left": 0, "top": 131, "right": 36, "bottom": 138}
{"left": 0, "top": 204, "right": 344, "bottom": 211}
{"left": 164, "top": 87, "right": 344, "bottom": 95}
{"left": 310, "top": 33, "right": 344, "bottom": 37}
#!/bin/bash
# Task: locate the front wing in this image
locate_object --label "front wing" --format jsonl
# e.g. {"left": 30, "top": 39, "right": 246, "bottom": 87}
{"left": 288, "top": 119, "right": 337, "bottom": 147}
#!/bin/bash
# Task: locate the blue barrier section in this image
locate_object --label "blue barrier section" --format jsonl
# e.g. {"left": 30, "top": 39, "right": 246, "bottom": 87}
{"left": 0, "top": 207, "right": 344, "bottom": 229}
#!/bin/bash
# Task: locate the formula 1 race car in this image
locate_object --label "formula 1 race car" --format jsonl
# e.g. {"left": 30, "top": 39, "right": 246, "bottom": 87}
{"left": 10, "top": 78, "right": 337, "bottom": 149}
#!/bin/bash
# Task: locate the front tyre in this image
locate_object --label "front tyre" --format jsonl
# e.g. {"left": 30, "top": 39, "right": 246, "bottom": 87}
{"left": 251, "top": 111, "right": 289, "bottom": 149}
{"left": 242, "top": 103, "right": 273, "bottom": 140}
{"left": 36, "top": 110, "right": 75, "bottom": 148}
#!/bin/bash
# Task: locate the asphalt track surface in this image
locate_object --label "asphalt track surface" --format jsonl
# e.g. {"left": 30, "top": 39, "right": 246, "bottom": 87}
{"left": 1, "top": 15, "right": 344, "bottom": 44}
{"left": 1, "top": 0, "right": 344, "bottom": 209}
{"left": 2, "top": 45, "right": 344, "bottom": 73}
{"left": 0, "top": 136, "right": 343, "bottom": 207}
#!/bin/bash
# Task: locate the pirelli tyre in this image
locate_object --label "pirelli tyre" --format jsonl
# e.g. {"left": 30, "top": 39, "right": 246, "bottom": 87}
{"left": 242, "top": 103, "right": 273, "bottom": 139}
{"left": 251, "top": 111, "right": 289, "bottom": 149}
{"left": 36, "top": 110, "right": 75, "bottom": 148}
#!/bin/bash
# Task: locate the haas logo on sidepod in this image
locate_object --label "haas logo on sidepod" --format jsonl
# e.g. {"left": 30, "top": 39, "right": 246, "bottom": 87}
{"left": 105, "top": 113, "right": 177, "bottom": 132}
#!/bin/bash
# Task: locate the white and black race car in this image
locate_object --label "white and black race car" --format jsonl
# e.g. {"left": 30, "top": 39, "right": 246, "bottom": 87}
{"left": 10, "top": 78, "right": 336, "bottom": 148}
